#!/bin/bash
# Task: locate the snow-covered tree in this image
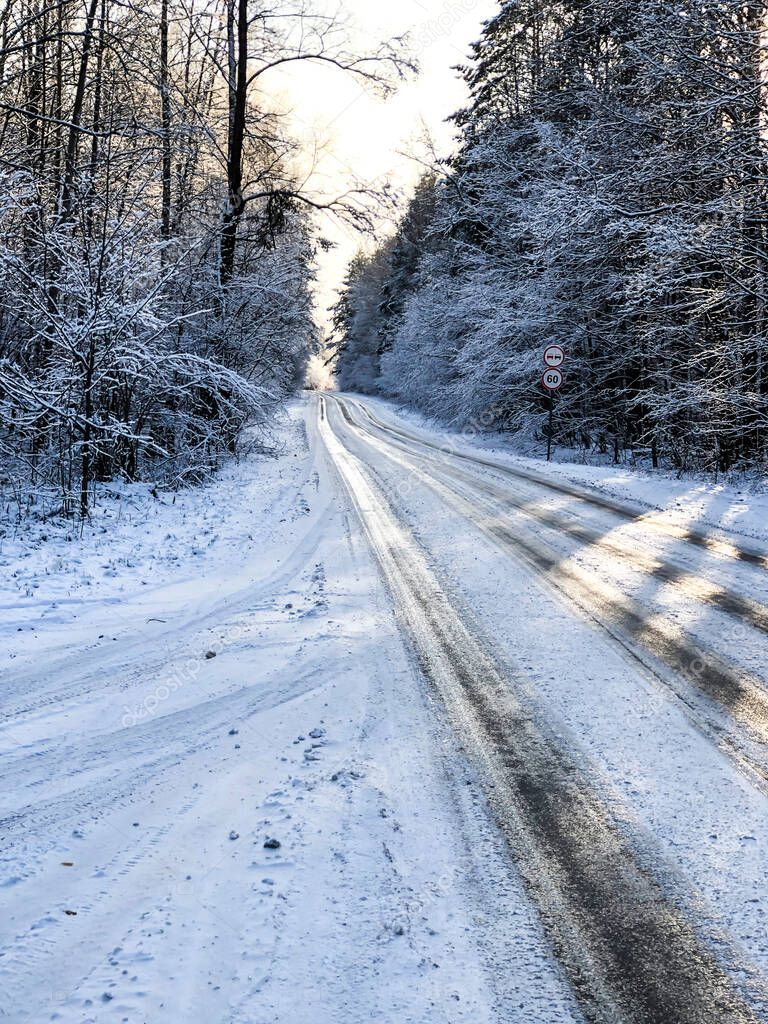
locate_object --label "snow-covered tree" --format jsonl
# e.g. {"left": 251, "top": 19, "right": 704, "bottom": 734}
{"left": 331, "top": 245, "right": 394, "bottom": 394}
{"left": 336, "top": 0, "right": 768, "bottom": 473}
{"left": 0, "top": 0, "right": 406, "bottom": 515}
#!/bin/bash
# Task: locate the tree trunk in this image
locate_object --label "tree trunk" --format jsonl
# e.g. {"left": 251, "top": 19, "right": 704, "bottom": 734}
{"left": 160, "top": 0, "right": 172, "bottom": 247}
{"left": 60, "top": 0, "right": 100, "bottom": 222}
{"left": 219, "top": 0, "right": 248, "bottom": 287}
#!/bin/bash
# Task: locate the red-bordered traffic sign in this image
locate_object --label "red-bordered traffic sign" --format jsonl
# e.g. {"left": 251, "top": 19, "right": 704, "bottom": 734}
{"left": 542, "top": 368, "right": 563, "bottom": 391}
{"left": 543, "top": 345, "right": 565, "bottom": 368}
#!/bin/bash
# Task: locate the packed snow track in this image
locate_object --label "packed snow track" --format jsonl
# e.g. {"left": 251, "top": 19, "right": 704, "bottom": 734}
{"left": 2, "top": 394, "right": 768, "bottom": 1024}
{"left": 320, "top": 392, "right": 768, "bottom": 1024}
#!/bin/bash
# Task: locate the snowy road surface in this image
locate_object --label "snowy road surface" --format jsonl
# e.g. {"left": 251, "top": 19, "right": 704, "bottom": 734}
{"left": 2, "top": 394, "right": 768, "bottom": 1023}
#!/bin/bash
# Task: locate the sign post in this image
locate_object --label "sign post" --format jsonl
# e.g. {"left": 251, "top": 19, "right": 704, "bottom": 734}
{"left": 541, "top": 347, "right": 566, "bottom": 461}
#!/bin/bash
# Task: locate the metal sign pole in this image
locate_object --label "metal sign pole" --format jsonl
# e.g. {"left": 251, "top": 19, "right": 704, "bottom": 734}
{"left": 541, "top": 346, "right": 566, "bottom": 463}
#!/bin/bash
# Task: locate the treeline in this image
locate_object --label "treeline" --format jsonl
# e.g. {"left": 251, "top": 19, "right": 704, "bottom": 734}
{"left": 334, "top": 0, "right": 768, "bottom": 474}
{"left": 0, "top": 0, "right": 404, "bottom": 517}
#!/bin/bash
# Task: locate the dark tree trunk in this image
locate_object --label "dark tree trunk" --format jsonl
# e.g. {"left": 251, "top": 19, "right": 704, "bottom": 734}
{"left": 220, "top": 0, "right": 248, "bottom": 287}
{"left": 160, "top": 0, "right": 172, "bottom": 247}
{"left": 60, "top": 0, "right": 100, "bottom": 222}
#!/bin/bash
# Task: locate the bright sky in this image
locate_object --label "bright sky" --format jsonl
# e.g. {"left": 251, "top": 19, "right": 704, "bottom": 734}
{"left": 268, "top": 0, "right": 498, "bottom": 331}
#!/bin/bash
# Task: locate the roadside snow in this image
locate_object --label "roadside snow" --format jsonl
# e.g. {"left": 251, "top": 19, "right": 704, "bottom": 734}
{"left": 358, "top": 393, "right": 768, "bottom": 548}
{"left": 0, "top": 410, "right": 315, "bottom": 672}
{"left": 0, "top": 398, "right": 581, "bottom": 1023}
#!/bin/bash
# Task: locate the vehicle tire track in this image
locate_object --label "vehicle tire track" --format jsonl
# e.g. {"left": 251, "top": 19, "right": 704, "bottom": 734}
{"left": 319, "top": 396, "right": 765, "bottom": 1024}
{"left": 347, "top": 399, "right": 768, "bottom": 623}
{"left": 331, "top": 396, "right": 768, "bottom": 779}
{"left": 354, "top": 399, "right": 768, "bottom": 572}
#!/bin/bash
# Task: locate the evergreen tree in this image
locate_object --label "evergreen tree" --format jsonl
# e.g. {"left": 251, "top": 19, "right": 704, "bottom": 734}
{"left": 336, "top": 0, "right": 768, "bottom": 474}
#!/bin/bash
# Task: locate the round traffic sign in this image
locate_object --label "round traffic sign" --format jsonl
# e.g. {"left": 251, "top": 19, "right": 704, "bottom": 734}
{"left": 543, "top": 345, "right": 565, "bottom": 368}
{"left": 542, "top": 368, "right": 563, "bottom": 391}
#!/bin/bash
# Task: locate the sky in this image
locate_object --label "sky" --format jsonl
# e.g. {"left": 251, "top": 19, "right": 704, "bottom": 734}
{"left": 268, "top": 0, "right": 498, "bottom": 332}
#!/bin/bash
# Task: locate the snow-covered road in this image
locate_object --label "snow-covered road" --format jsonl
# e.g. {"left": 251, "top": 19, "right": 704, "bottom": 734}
{"left": 321, "top": 393, "right": 768, "bottom": 1022}
{"left": 2, "top": 394, "right": 768, "bottom": 1023}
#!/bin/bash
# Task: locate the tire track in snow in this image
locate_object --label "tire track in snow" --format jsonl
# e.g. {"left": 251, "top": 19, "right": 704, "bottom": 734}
{"left": 354, "top": 400, "right": 768, "bottom": 572}
{"left": 319, "top": 395, "right": 763, "bottom": 1024}
{"left": 350, "top": 399, "right": 768, "bottom": 623}
{"left": 0, "top": 427, "right": 330, "bottom": 723}
{"left": 0, "top": 657, "right": 328, "bottom": 875}
{"left": 0, "top": 658, "right": 331, "bottom": 1018}
{"left": 334, "top": 396, "right": 768, "bottom": 784}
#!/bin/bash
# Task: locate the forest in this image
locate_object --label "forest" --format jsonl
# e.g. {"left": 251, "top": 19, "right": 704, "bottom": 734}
{"left": 0, "top": 0, "right": 405, "bottom": 517}
{"left": 334, "top": 0, "right": 768, "bottom": 475}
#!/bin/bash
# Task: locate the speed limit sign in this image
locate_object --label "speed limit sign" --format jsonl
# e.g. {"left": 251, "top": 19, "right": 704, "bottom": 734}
{"left": 543, "top": 345, "right": 565, "bottom": 368}
{"left": 542, "top": 368, "right": 563, "bottom": 391}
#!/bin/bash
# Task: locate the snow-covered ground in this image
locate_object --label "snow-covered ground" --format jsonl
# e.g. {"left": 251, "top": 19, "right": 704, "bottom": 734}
{"left": 359, "top": 394, "right": 768, "bottom": 547}
{"left": 3, "top": 393, "right": 768, "bottom": 1023}
{"left": 0, "top": 400, "right": 579, "bottom": 1023}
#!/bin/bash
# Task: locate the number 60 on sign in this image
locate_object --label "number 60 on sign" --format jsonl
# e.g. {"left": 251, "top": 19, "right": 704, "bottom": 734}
{"left": 542, "top": 367, "right": 563, "bottom": 391}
